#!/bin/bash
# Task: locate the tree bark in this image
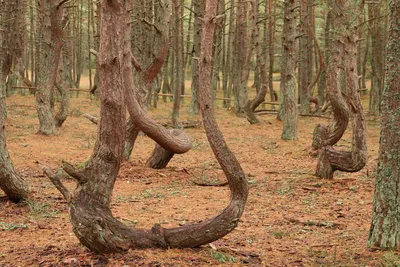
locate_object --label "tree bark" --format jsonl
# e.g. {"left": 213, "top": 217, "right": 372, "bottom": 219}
{"left": 35, "top": 0, "right": 66, "bottom": 135}
{"left": 315, "top": 1, "right": 367, "bottom": 179}
{"left": 0, "top": 1, "right": 29, "bottom": 202}
{"left": 368, "top": 1, "right": 385, "bottom": 115}
{"left": 244, "top": 0, "right": 268, "bottom": 124}
{"left": 123, "top": 0, "right": 170, "bottom": 160}
{"left": 280, "top": 0, "right": 298, "bottom": 140}
{"left": 368, "top": 0, "right": 400, "bottom": 249}
{"left": 46, "top": 0, "right": 247, "bottom": 252}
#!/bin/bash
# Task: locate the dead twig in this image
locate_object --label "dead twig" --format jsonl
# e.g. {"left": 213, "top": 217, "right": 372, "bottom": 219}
{"left": 284, "top": 216, "right": 343, "bottom": 228}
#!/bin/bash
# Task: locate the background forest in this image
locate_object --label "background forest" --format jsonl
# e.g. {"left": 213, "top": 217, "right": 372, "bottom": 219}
{"left": 0, "top": 0, "right": 399, "bottom": 266}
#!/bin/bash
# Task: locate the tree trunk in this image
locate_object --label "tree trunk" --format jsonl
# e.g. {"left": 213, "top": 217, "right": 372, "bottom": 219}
{"left": 244, "top": 0, "right": 268, "bottom": 124}
{"left": 171, "top": 0, "right": 184, "bottom": 126}
{"left": 280, "top": 0, "right": 298, "bottom": 140}
{"left": 0, "top": 1, "right": 29, "bottom": 202}
{"left": 368, "top": 0, "right": 400, "bottom": 249}
{"left": 315, "top": 1, "right": 367, "bottom": 179}
{"left": 190, "top": 0, "right": 204, "bottom": 115}
{"left": 46, "top": 0, "right": 247, "bottom": 253}
{"left": 368, "top": 1, "right": 385, "bottom": 115}
{"left": 35, "top": 0, "right": 65, "bottom": 135}
{"left": 298, "top": 0, "right": 312, "bottom": 115}
{"left": 123, "top": 0, "right": 170, "bottom": 161}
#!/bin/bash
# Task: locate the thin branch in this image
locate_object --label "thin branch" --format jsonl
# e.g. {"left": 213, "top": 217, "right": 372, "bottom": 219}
{"left": 58, "top": 0, "right": 71, "bottom": 8}
{"left": 357, "top": 13, "right": 388, "bottom": 28}
{"left": 284, "top": 216, "right": 343, "bottom": 228}
{"left": 42, "top": 166, "right": 71, "bottom": 203}
{"left": 83, "top": 113, "right": 99, "bottom": 125}
{"left": 89, "top": 49, "right": 98, "bottom": 57}
{"left": 62, "top": 162, "right": 86, "bottom": 183}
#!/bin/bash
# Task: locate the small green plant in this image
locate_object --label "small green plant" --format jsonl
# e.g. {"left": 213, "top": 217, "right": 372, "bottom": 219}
{"left": 26, "top": 200, "right": 60, "bottom": 218}
{"left": 277, "top": 185, "right": 292, "bottom": 196}
{"left": 381, "top": 251, "right": 400, "bottom": 267}
{"left": 0, "top": 221, "right": 28, "bottom": 231}
{"left": 272, "top": 231, "right": 285, "bottom": 239}
{"left": 210, "top": 250, "right": 237, "bottom": 263}
{"left": 141, "top": 190, "right": 164, "bottom": 199}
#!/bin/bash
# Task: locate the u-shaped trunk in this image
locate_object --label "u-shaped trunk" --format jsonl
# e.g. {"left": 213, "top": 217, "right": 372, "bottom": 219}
{"left": 46, "top": 0, "right": 247, "bottom": 253}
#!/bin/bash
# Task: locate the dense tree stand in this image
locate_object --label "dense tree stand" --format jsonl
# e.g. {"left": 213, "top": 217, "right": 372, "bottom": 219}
{"left": 368, "top": 1, "right": 400, "bottom": 249}
{"left": 314, "top": 0, "right": 366, "bottom": 179}
{"left": 45, "top": 0, "right": 247, "bottom": 253}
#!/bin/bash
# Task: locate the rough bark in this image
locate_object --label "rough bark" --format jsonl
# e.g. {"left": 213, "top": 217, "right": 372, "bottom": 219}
{"left": 123, "top": 0, "right": 170, "bottom": 160}
{"left": 244, "top": 0, "right": 268, "bottom": 124}
{"left": 171, "top": 0, "right": 184, "bottom": 126}
{"left": 0, "top": 1, "right": 29, "bottom": 201}
{"left": 311, "top": 0, "right": 349, "bottom": 151}
{"left": 146, "top": 144, "right": 175, "bottom": 169}
{"left": 298, "top": 0, "right": 312, "bottom": 115}
{"left": 368, "top": 1, "right": 385, "bottom": 115}
{"left": 280, "top": 0, "right": 298, "bottom": 140}
{"left": 35, "top": 0, "right": 66, "bottom": 135}
{"left": 267, "top": 0, "right": 277, "bottom": 102}
{"left": 368, "top": 0, "right": 400, "bottom": 249}
{"left": 315, "top": 1, "right": 367, "bottom": 179}
{"left": 233, "top": 0, "right": 250, "bottom": 114}
{"left": 46, "top": 0, "right": 247, "bottom": 252}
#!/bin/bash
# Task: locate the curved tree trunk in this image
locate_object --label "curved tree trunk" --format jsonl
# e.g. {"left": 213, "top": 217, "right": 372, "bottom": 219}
{"left": 45, "top": 0, "right": 247, "bottom": 253}
{"left": 0, "top": 1, "right": 29, "bottom": 201}
{"left": 0, "top": 101, "right": 29, "bottom": 202}
{"left": 123, "top": 0, "right": 170, "bottom": 161}
{"left": 146, "top": 144, "right": 175, "bottom": 169}
{"left": 244, "top": 0, "right": 268, "bottom": 124}
{"left": 368, "top": 1, "right": 400, "bottom": 249}
{"left": 315, "top": 1, "right": 366, "bottom": 179}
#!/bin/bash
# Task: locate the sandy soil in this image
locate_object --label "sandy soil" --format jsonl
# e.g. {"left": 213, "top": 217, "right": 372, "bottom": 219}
{"left": 0, "top": 91, "right": 394, "bottom": 267}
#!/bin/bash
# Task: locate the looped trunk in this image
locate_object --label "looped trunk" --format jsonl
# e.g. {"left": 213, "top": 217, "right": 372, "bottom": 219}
{"left": 314, "top": 2, "right": 366, "bottom": 179}
{"left": 45, "top": 0, "right": 247, "bottom": 253}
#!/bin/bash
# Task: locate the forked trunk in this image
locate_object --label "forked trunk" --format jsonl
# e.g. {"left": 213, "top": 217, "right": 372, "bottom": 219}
{"left": 46, "top": 0, "right": 247, "bottom": 253}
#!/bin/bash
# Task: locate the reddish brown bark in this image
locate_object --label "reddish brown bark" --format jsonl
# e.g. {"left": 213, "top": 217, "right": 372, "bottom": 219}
{"left": 0, "top": 1, "right": 29, "bottom": 201}
{"left": 314, "top": 1, "right": 367, "bottom": 179}
{"left": 45, "top": 0, "right": 246, "bottom": 253}
{"left": 368, "top": 0, "right": 400, "bottom": 248}
{"left": 124, "top": 1, "right": 170, "bottom": 160}
{"left": 244, "top": 0, "right": 268, "bottom": 124}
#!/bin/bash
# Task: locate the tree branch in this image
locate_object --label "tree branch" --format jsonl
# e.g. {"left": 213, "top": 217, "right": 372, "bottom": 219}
{"left": 43, "top": 166, "right": 71, "bottom": 203}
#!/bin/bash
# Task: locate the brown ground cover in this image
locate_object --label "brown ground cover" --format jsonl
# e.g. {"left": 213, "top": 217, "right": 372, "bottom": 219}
{"left": 0, "top": 92, "right": 395, "bottom": 266}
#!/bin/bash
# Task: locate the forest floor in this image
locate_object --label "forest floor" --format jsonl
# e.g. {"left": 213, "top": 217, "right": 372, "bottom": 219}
{"left": 0, "top": 90, "right": 396, "bottom": 267}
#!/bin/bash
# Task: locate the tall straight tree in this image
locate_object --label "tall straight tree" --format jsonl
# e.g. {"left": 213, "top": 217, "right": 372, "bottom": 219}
{"left": 280, "top": 0, "right": 298, "bottom": 140}
{"left": 368, "top": 1, "right": 385, "bottom": 115}
{"left": 35, "top": 0, "right": 67, "bottom": 135}
{"left": 189, "top": 0, "right": 204, "bottom": 115}
{"left": 368, "top": 0, "right": 400, "bottom": 249}
{"left": 298, "top": 0, "right": 313, "bottom": 114}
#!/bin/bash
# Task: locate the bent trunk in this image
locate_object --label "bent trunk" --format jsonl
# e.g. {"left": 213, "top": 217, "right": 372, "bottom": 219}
{"left": 315, "top": 1, "right": 366, "bottom": 179}
{"left": 46, "top": 0, "right": 247, "bottom": 253}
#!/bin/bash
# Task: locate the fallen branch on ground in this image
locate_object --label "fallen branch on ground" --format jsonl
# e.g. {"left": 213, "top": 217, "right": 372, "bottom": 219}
{"left": 284, "top": 216, "right": 343, "bottom": 228}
